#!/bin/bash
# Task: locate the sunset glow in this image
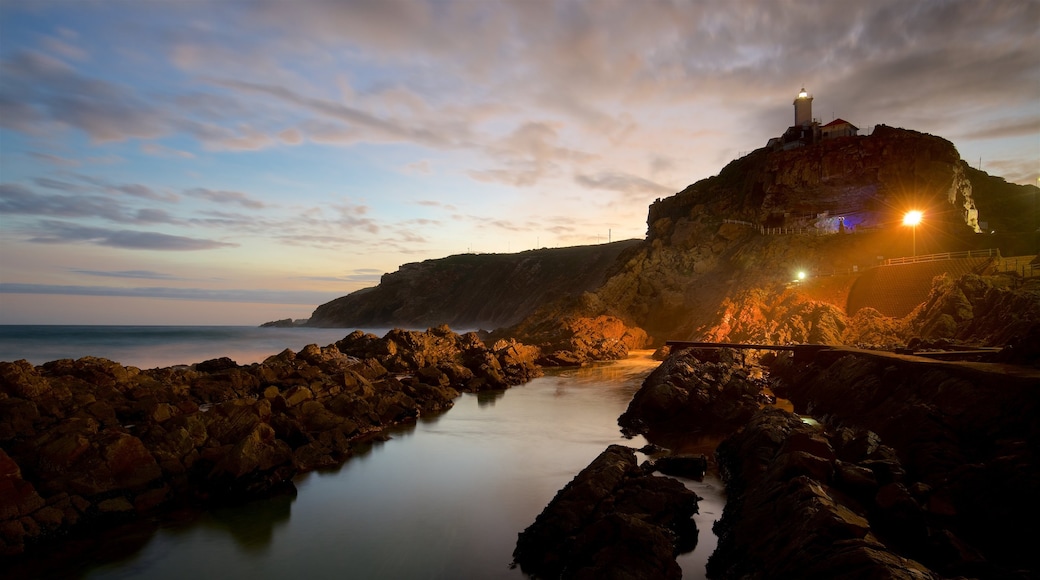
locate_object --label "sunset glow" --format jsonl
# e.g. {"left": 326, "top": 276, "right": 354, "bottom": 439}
{"left": 1, "top": 0, "right": 1036, "bottom": 324}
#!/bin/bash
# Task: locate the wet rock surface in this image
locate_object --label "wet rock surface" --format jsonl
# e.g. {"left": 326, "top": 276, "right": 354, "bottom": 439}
{"left": 512, "top": 444, "right": 700, "bottom": 580}
{"left": 618, "top": 347, "right": 770, "bottom": 439}
{"left": 0, "top": 326, "right": 539, "bottom": 558}
{"left": 611, "top": 342, "right": 1039, "bottom": 579}
{"left": 709, "top": 408, "right": 942, "bottom": 579}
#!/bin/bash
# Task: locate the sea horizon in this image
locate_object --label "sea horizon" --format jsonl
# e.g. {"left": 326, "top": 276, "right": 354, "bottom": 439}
{"left": 0, "top": 325, "right": 401, "bottom": 369}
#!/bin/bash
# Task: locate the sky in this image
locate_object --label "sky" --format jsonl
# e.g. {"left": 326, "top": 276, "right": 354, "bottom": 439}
{"left": 1, "top": 0, "right": 1037, "bottom": 325}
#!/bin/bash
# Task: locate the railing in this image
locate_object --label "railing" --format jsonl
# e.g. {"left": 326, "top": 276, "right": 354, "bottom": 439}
{"left": 997, "top": 255, "right": 1040, "bottom": 278}
{"left": 761, "top": 226, "right": 815, "bottom": 235}
{"left": 721, "top": 219, "right": 755, "bottom": 227}
{"left": 722, "top": 218, "right": 868, "bottom": 236}
{"left": 883, "top": 249, "right": 1000, "bottom": 266}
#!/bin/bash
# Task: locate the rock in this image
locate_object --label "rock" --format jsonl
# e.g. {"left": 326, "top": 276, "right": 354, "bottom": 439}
{"left": 204, "top": 423, "right": 294, "bottom": 499}
{"left": 619, "top": 348, "right": 766, "bottom": 438}
{"left": 513, "top": 445, "right": 698, "bottom": 579}
{"left": 259, "top": 318, "right": 298, "bottom": 328}
{"left": 0, "top": 448, "right": 45, "bottom": 521}
{"left": 194, "top": 357, "right": 239, "bottom": 373}
{"left": 306, "top": 240, "right": 644, "bottom": 329}
{"left": 708, "top": 408, "right": 938, "bottom": 579}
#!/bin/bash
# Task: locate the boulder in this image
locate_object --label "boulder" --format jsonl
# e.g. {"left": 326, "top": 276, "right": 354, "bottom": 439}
{"left": 513, "top": 445, "right": 699, "bottom": 579}
{"left": 619, "top": 348, "right": 767, "bottom": 438}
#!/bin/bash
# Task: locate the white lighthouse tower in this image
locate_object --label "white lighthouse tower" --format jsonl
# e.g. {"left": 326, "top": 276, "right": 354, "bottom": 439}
{"left": 794, "top": 87, "right": 813, "bottom": 126}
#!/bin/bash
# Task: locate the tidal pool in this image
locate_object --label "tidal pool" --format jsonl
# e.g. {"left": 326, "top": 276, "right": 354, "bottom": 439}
{"left": 29, "top": 351, "right": 723, "bottom": 579}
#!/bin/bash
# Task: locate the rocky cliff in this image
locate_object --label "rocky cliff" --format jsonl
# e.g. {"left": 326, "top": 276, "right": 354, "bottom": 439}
{"left": 571, "top": 125, "right": 1038, "bottom": 345}
{"left": 306, "top": 240, "right": 642, "bottom": 329}
{"left": 301, "top": 126, "right": 1038, "bottom": 350}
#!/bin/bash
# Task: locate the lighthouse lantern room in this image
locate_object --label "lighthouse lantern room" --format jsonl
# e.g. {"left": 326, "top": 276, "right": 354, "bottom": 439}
{"left": 794, "top": 88, "right": 813, "bottom": 126}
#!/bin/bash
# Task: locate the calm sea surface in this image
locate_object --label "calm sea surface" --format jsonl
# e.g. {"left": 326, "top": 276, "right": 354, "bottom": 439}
{"left": 2, "top": 328, "right": 723, "bottom": 579}
{"left": 0, "top": 325, "right": 396, "bottom": 369}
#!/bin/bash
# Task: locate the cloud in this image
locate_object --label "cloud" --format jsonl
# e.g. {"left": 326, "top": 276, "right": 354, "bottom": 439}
{"left": 70, "top": 269, "right": 177, "bottom": 280}
{"left": 957, "top": 118, "right": 1040, "bottom": 141}
{"left": 0, "top": 50, "right": 166, "bottom": 142}
{"left": 25, "top": 221, "right": 237, "bottom": 251}
{"left": 0, "top": 183, "right": 124, "bottom": 220}
{"left": 574, "top": 172, "right": 673, "bottom": 195}
{"left": 0, "top": 283, "right": 338, "bottom": 304}
{"left": 416, "top": 199, "right": 457, "bottom": 211}
{"left": 141, "top": 142, "right": 196, "bottom": 158}
{"left": 303, "top": 268, "right": 384, "bottom": 283}
{"left": 185, "top": 187, "right": 267, "bottom": 209}
{"left": 404, "top": 159, "right": 432, "bottom": 174}
{"left": 33, "top": 177, "right": 83, "bottom": 192}
{"left": 113, "top": 183, "right": 176, "bottom": 202}
{"left": 0, "top": 181, "right": 183, "bottom": 225}
{"left": 28, "top": 152, "right": 80, "bottom": 167}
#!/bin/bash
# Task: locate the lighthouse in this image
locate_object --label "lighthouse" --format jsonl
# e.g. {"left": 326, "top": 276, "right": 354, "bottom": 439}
{"left": 794, "top": 87, "right": 813, "bottom": 126}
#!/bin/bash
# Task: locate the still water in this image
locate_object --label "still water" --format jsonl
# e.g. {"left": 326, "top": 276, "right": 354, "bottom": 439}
{"left": 2, "top": 329, "right": 723, "bottom": 579}
{"left": 0, "top": 325, "right": 395, "bottom": 369}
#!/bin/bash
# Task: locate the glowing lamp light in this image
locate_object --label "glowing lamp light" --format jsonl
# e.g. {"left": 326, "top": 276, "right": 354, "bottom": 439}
{"left": 798, "top": 90, "right": 807, "bottom": 98}
{"left": 795, "top": 271, "right": 806, "bottom": 281}
{"left": 903, "top": 210, "right": 923, "bottom": 257}
{"left": 902, "top": 210, "right": 923, "bottom": 226}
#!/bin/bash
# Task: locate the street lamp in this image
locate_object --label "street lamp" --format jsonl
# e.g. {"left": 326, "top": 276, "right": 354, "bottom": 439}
{"left": 903, "top": 210, "right": 923, "bottom": 257}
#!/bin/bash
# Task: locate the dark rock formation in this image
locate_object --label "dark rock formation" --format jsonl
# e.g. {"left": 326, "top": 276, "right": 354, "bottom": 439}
{"left": 0, "top": 326, "right": 539, "bottom": 557}
{"left": 771, "top": 347, "right": 1040, "bottom": 577}
{"left": 259, "top": 318, "right": 303, "bottom": 328}
{"left": 306, "top": 240, "right": 643, "bottom": 329}
{"left": 618, "top": 347, "right": 769, "bottom": 439}
{"left": 991, "top": 322, "right": 1040, "bottom": 367}
{"left": 709, "top": 408, "right": 941, "bottom": 579}
{"left": 602, "top": 344, "right": 1039, "bottom": 578}
{"left": 512, "top": 444, "right": 700, "bottom": 580}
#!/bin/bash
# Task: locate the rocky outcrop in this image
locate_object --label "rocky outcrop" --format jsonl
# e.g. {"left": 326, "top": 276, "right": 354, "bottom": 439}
{"left": 335, "top": 324, "right": 541, "bottom": 389}
{"left": 618, "top": 348, "right": 770, "bottom": 439}
{"left": 685, "top": 273, "right": 1040, "bottom": 349}
{"left": 770, "top": 348, "right": 1040, "bottom": 577}
{"left": 490, "top": 302, "right": 651, "bottom": 366}
{"left": 708, "top": 408, "right": 941, "bottom": 579}
{"left": 512, "top": 444, "right": 700, "bottom": 580}
{"left": 906, "top": 274, "right": 1040, "bottom": 345}
{"left": 306, "top": 240, "right": 642, "bottom": 329}
{"left": 602, "top": 345, "right": 1040, "bottom": 578}
{"left": 259, "top": 318, "right": 304, "bottom": 328}
{"left": 0, "top": 326, "right": 539, "bottom": 557}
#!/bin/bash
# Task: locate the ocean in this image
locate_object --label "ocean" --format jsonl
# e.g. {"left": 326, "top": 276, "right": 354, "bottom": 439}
{"left": 0, "top": 325, "right": 399, "bottom": 369}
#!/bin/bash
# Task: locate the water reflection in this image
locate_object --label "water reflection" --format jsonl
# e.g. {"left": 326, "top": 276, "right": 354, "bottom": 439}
{"left": 41, "top": 350, "right": 729, "bottom": 580}
{"left": 203, "top": 492, "right": 296, "bottom": 554}
{"left": 475, "top": 388, "right": 507, "bottom": 407}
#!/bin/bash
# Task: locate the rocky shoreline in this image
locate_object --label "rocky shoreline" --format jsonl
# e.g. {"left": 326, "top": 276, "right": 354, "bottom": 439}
{"left": 0, "top": 325, "right": 543, "bottom": 559}
{"left": 512, "top": 328, "right": 1038, "bottom": 578}
{"left": 5, "top": 321, "right": 1038, "bottom": 577}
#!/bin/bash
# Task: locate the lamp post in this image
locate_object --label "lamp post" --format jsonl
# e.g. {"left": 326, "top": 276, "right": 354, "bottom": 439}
{"left": 903, "top": 210, "right": 922, "bottom": 257}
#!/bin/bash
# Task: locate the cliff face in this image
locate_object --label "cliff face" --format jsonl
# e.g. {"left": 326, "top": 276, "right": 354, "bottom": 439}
{"left": 587, "top": 125, "right": 1037, "bottom": 343}
{"left": 303, "top": 126, "right": 1038, "bottom": 348}
{"left": 307, "top": 240, "right": 642, "bottom": 329}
